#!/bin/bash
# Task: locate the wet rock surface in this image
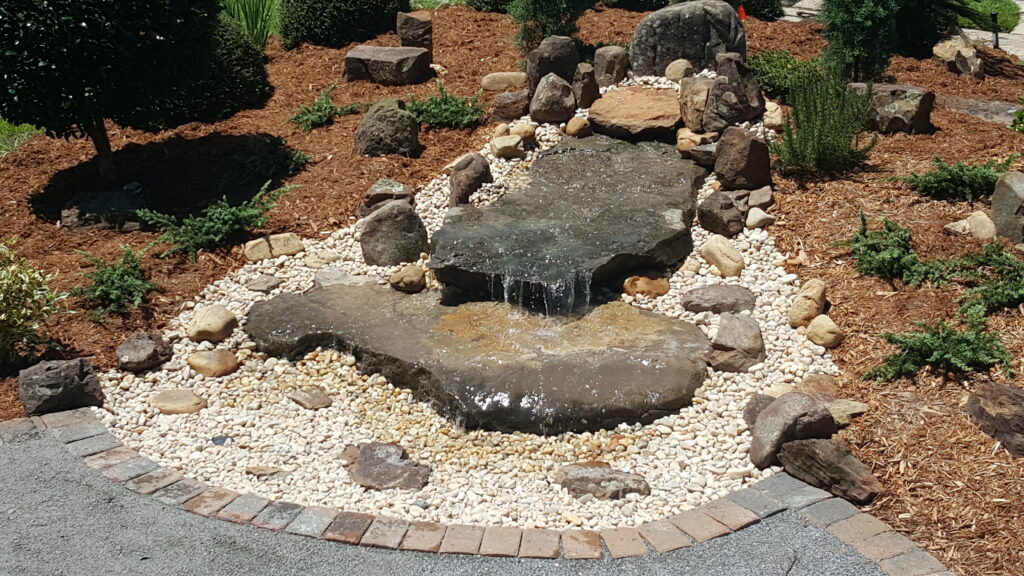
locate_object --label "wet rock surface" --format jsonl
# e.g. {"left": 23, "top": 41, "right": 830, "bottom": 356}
{"left": 245, "top": 283, "right": 710, "bottom": 434}
{"left": 429, "top": 135, "right": 706, "bottom": 312}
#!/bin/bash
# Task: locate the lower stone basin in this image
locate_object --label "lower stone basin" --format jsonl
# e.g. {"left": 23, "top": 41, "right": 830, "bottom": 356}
{"left": 245, "top": 282, "right": 710, "bottom": 434}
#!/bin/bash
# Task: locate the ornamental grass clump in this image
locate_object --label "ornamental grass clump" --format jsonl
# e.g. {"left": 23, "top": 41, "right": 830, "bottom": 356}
{"left": 0, "top": 241, "right": 63, "bottom": 364}
{"left": 407, "top": 80, "right": 485, "bottom": 129}
{"left": 73, "top": 246, "right": 157, "bottom": 321}
{"left": 771, "top": 74, "right": 875, "bottom": 175}
{"left": 902, "top": 156, "right": 1018, "bottom": 202}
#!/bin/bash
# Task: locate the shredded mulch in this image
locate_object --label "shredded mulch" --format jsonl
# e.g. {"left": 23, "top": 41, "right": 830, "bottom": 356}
{"left": 1, "top": 9, "right": 1022, "bottom": 575}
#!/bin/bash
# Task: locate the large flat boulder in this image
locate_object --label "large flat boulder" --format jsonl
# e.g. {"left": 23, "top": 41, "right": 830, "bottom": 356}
{"left": 588, "top": 87, "right": 681, "bottom": 140}
{"left": 630, "top": 0, "right": 746, "bottom": 76}
{"left": 429, "top": 135, "right": 706, "bottom": 312}
{"left": 245, "top": 284, "right": 710, "bottom": 434}
{"left": 344, "top": 45, "right": 432, "bottom": 86}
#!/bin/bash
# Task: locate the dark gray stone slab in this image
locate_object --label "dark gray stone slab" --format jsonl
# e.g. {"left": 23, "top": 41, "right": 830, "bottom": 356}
{"left": 245, "top": 283, "right": 710, "bottom": 434}
{"left": 429, "top": 135, "right": 706, "bottom": 313}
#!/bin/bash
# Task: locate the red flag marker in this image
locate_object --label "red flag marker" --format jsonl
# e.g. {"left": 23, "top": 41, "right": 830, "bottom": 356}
{"left": 738, "top": 5, "right": 747, "bottom": 20}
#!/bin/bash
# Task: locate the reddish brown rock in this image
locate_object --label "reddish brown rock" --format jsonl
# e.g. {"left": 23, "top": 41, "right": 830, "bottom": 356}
{"left": 966, "top": 382, "right": 1024, "bottom": 457}
{"left": 348, "top": 442, "right": 431, "bottom": 490}
{"left": 588, "top": 87, "right": 681, "bottom": 140}
{"left": 778, "top": 438, "right": 884, "bottom": 504}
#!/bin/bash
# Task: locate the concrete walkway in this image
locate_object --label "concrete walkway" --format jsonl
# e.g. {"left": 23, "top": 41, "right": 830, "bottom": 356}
{"left": 0, "top": 422, "right": 890, "bottom": 576}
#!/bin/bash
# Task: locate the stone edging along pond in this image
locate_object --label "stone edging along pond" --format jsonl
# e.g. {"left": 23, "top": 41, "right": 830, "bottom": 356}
{"left": 11, "top": 409, "right": 949, "bottom": 571}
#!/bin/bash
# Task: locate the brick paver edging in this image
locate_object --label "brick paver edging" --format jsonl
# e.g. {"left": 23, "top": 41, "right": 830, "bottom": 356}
{"left": 9, "top": 409, "right": 951, "bottom": 573}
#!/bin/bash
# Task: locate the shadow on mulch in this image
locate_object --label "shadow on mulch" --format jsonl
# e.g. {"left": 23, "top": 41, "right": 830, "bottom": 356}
{"left": 31, "top": 133, "right": 300, "bottom": 222}
{"left": 978, "top": 45, "right": 1024, "bottom": 80}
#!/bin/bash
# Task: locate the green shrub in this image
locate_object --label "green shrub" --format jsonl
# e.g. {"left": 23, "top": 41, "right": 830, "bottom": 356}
{"left": 139, "top": 182, "right": 294, "bottom": 260}
{"left": 955, "top": 242, "right": 1024, "bottom": 322}
{"left": 0, "top": 242, "right": 63, "bottom": 365}
{"left": 821, "top": 0, "right": 899, "bottom": 81}
{"left": 771, "top": 74, "right": 875, "bottom": 174}
{"left": 508, "top": 0, "right": 595, "bottom": 52}
{"left": 843, "top": 213, "right": 927, "bottom": 282}
{"left": 407, "top": 81, "right": 485, "bottom": 128}
{"left": 221, "top": 0, "right": 281, "bottom": 49}
{"left": 865, "top": 319, "right": 1011, "bottom": 380}
{"left": 0, "top": 2, "right": 270, "bottom": 177}
{"left": 902, "top": 156, "right": 1018, "bottom": 202}
{"left": 0, "top": 119, "right": 39, "bottom": 156}
{"left": 279, "top": 0, "right": 409, "bottom": 49}
{"left": 466, "top": 0, "right": 512, "bottom": 11}
{"left": 73, "top": 246, "right": 157, "bottom": 321}
{"left": 290, "top": 85, "right": 360, "bottom": 132}
{"left": 748, "top": 50, "right": 826, "bottom": 105}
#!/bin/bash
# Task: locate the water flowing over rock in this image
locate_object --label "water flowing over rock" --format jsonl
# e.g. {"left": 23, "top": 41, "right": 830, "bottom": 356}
{"left": 245, "top": 283, "right": 710, "bottom": 434}
{"left": 429, "top": 135, "right": 706, "bottom": 313}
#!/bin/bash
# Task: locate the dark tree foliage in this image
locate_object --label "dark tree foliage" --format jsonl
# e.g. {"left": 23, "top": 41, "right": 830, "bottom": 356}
{"left": 279, "top": 0, "right": 411, "bottom": 49}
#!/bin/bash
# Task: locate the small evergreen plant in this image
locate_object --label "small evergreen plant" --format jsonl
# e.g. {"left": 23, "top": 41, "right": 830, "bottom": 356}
{"left": 0, "top": 241, "right": 63, "bottom": 364}
{"left": 771, "top": 74, "right": 875, "bottom": 174}
{"left": 138, "top": 182, "right": 294, "bottom": 260}
{"left": 865, "top": 319, "right": 1011, "bottom": 381}
{"left": 507, "top": 0, "right": 594, "bottom": 52}
{"left": 289, "top": 85, "right": 360, "bottom": 132}
{"left": 73, "top": 246, "right": 157, "bottom": 321}
{"left": 407, "top": 80, "right": 485, "bottom": 129}
{"left": 902, "top": 156, "right": 1018, "bottom": 202}
{"left": 747, "top": 50, "right": 825, "bottom": 105}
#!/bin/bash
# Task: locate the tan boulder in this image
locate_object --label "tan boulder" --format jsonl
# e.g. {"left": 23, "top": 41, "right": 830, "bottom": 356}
{"left": 678, "top": 77, "right": 716, "bottom": 133}
{"left": 788, "top": 279, "right": 827, "bottom": 327}
{"left": 676, "top": 128, "right": 716, "bottom": 157}
{"left": 482, "top": 71, "right": 528, "bottom": 92}
{"left": 389, "top": 264, "right": 427, "bottom": 293}
{"left": 243, "top": 233, "right": 304, "bottom": 262}
{"left": 492, "top": 123, "right": 510, "bottom": 139}
{"left": 701, "top": 234, "right": 745, "bottom": 277}
{"left": 490, "top": 135, "right": 526, "bottom": 159}
{"left": 967, "top": 210, "right": 996, "bottom": 240}
{"left": 665, "top": 58, "right": 695, "bottom": 82}
{"left": 763, "top": 100, "right": 784, "bottom": 132}
{"left": 588, "top": 87, "right": 681, "bottom": 139}
{"left": 510, "top": 123, "right": 537, "bottom": 146}
{"left": 806, "top": 315, "right": 845, "bottom": 348}
{"left": 187, "top": 350, "right": 240, "bottom": 378}
{"left": 623, "top": 276, "right": 670, "bottom": 298}
{"left": 187, "top": 305, "right": 238, "bottom": 343}
{"left": 565, "top": 116, "right": 592, "bottom": 137}
{"left": 150, "top": 389, "right": 207, "bottom": 415}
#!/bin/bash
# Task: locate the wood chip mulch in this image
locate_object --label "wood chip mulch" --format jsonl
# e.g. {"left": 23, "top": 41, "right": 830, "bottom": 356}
{"left": 1, "top": 8, "right": 1022, "bottom": 575}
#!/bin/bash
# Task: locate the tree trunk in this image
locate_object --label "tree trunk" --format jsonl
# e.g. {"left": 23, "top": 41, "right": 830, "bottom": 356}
{"left": 83, "top": 118, "right": 115, "bottom": 181}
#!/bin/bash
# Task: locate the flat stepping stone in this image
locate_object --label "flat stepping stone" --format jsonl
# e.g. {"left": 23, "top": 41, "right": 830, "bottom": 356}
{"left": 245, "top": 282, "right": 710, "bottom": 434}
{"left": 429, "top": 135, "right": 706, "bottom": 313}
{"left": 150, "top": 390, "right": 207, "bottom": 415}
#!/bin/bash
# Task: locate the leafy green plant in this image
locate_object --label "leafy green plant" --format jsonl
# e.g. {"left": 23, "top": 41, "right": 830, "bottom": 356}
{"left": 72, "top": 246, "right": 157, "bottom": 321}
{"left": 954, "top": 242, "right": 1024, "bottom": 322}
{"left": 221, "top": 0, "right": 281, "bottom": 49}
{"left": 748, "top": 50, "right": 826, "bottom": 105}
{"left": 1012, "top": 99, "right": 1024, "bottom": 133}
{"left": 138, "top": 182, "right": 294, "bottom": 260}
{"left": 959, "top": 0, "right": 1019, "bottom": 32}
{"left": 507, "top": 0, "right": 594, "bottom": 52}
{"left": 0, "top": 241, "right": 63, "bottom": 364}
{"left": 843, "top": 213, "right": 928, "bottom": 282}
{"left": 290, "top": 85, "right": 360, "bottom": 132}
{"left": 771, "top": 74, "right": 875, "bottom": 174}
{"left": 407, "top": 80, "right": 486, "bottom": 128}
{"left": 865, "top": 319, "right": 1011, "bottom": 380}
{"left": 0, "top": 119, "right": 39, "bottom": 155}
{"left": 902, "top": 156, "right": 1018, "bottom": 201}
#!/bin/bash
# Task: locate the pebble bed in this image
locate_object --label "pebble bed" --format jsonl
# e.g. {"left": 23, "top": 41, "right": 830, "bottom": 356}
{"left": 94, "top": 76, "right": 830, "bottom": 530}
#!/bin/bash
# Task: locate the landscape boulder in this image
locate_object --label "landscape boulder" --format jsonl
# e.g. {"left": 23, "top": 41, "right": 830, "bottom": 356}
{"left": 850, "top": 83, "right": 935, "bottom": 134}
{"left": 348, "top": 442, "right": 431, "bottom": 490}
{"left": 554, "top": 462, "right": 651, "bottom": 500}
{"left": 243, "top": 232, "right": 304, "bottom": 262}
{"left": 715, "top": 126, "right": 772, "bottom": 190}
{"left": 18, "top": 359, "right": 104, "bottom": 415}
{"left": 993, "top": 171, "right": 1024, "bottom": 243}
{"left": 703, "top": 52, "right": 766, "bottom": 134}
{"left": 355, "top": 100, "right": 421, "bottom": 157}
{"left": 665, "top": 58, "right": 696, "bottom": 82}
{"left": 246, "top": 275, "right": 282, "bottom": 294}
{"left": 511, "top": 123, "right": 537, "bottom": 146}
{"left": 743, "top": 393, "right": 776, "bottom": 427}
{"left": 530, "top": 74, "right": 576, "bottom": 124}
{"left": 966, "top": 382, "right": 1024, "bottom": 457}
{"left": 588, "top": 87, "right": 681, "bottom": 140}
{"left": 677, "top": 128, "right": 716, "bottom": 157}
{"left": 492, "top": 90, "right": 531, "bottom": 122}
{"left": 358, "top": 179, "right": 415, "bottom": 218}
{"left": 389, "top": 264, "right": 427, "bottom": 293}
{"left": 490, "top": 135, "right": 527, "bottom": 159}
{"left": 806, "top": 314, "right": 845, "bottom": 348}
{"left": 690, "top": 143, "right": 718, "bottom": 167}
{"left": 359, "top": 200, "right": 429, "bottom": 266}
{"left": 630, "top": 0, "right": 746, "bottom": 75}
{"left": 953, "top": 46, "right": 984, "bottom": 79}
{"left": 187, "top": 305, "right": 238, "bottom": 344}
{"left": 750, "top": 392, "right": 839, "bottom": 469}
{"left": 526, "top": 36, "right": 579, "bottom": 93}
{"left": 448, "top": 152, "right": 492, "bottom": 206}
{"left": 679, "top": 284, "right": 756, "bottom": 314}
{"left": 623, "top": 276, "right": 670, "bottom": 298}
{"left": 396, "top": 12, "right": 432, "bottom": 49}
{"left": 61, "top": 183, "right": 146, "bottom": 232}
{"left": 779, "top": 439, "right": 884, "bottom": 504}
{"left": 708, "top": 313, "right": 766, "bottom": 372}
{"left": 679, "top": 77, "right": 717, "bottom": 133}
{"left": 593, "top": 45, "right": 629, "bottom": 88}
{"left": 150, "top": 389, "right": 207, "bottom": 415}
{"left": 572, "top": 63, "right": 600, "bottom": 109}
{"left": 967, "top": 210, "right": 996, "bottom": 240}
{"left": 788, "top": 279, "right": 827, "bottom": 328}
{"left": 344, "top": 45, "right": 432, "bottom": 85}
{"left": 187, "top": 350, "right": 240, "bottom": 378}
{"left": 566, "top": 117, "right": 592, "bottom": 137}
{"left": 116, "top": 332, "right": 172, "bottom": 373}
{"left": 482, "top": 72, "right": 528, "bottom": 92}
{"left": 697, "top": 190, "right": 745, "bottom": 237}
{"left": 745, "top": 207, "right": 775, "bottom": 228}
{"left": 701, "top": 234, "right": 745, "bottom": 276}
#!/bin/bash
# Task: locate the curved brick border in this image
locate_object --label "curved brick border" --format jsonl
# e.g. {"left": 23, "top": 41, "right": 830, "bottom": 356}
{"left": 10, "top": 408, "right": 951, "bottom": 574}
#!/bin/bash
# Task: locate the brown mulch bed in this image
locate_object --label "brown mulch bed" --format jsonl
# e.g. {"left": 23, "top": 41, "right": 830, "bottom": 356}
{"left": 1, "top": 8, "right": 1023, "bottom": 575}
